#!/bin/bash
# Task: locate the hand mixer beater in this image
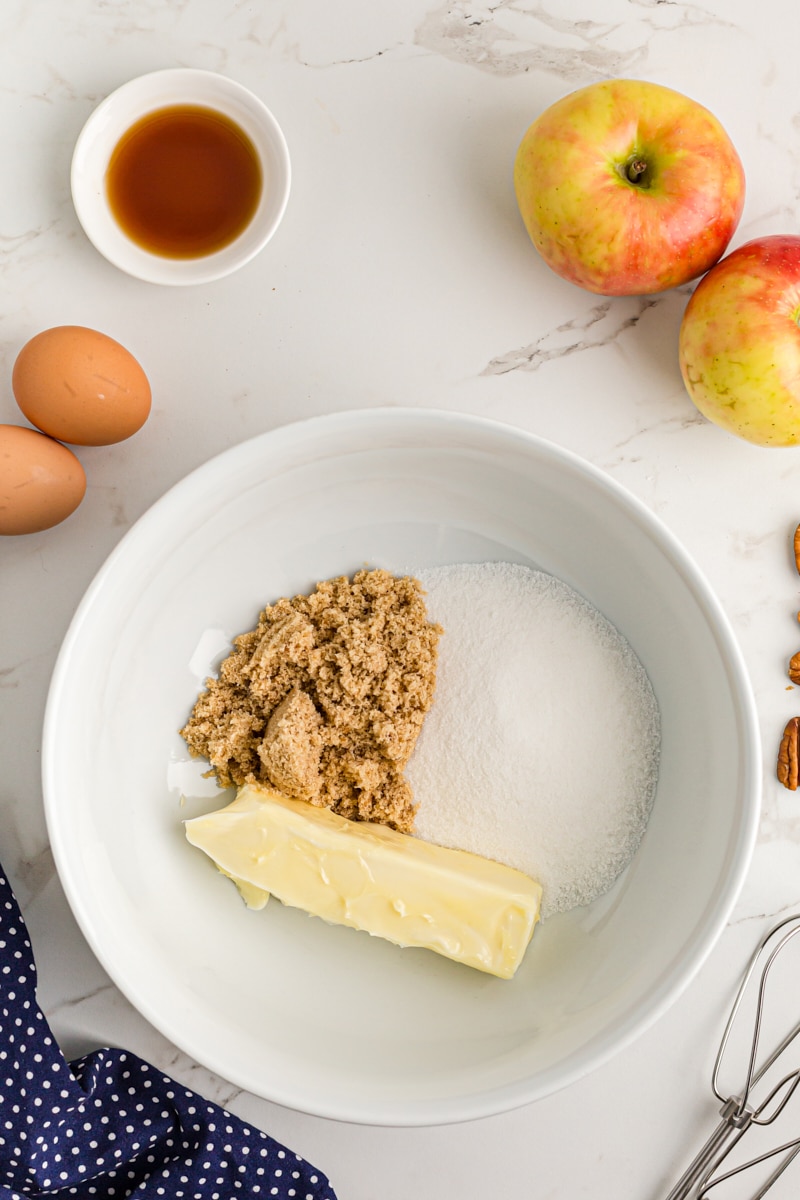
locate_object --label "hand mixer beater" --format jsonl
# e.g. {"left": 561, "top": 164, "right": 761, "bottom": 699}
{"left": 666, "top": 914, "right": 800, "bottom": 1198}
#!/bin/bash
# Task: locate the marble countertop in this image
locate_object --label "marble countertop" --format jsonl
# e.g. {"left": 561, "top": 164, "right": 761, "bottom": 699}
{"left": 3, "top": 1, "right": 800, "bottom": 1196}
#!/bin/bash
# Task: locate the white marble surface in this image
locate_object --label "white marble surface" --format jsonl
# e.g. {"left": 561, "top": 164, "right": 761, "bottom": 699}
{"left": 3, "top": 1, "right": 800, "bottom": 1196}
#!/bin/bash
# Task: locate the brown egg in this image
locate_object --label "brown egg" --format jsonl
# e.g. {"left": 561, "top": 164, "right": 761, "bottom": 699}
{"left": 0, "top": 424, "right": 86, "bottom": 535}
{"left": 12, "top": 325, "right": 151, "bottom": 446}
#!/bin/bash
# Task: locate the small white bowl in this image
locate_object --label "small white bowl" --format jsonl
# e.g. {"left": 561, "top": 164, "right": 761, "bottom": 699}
{"left": 70, "top": 68, "right": 291, "bottom": 285}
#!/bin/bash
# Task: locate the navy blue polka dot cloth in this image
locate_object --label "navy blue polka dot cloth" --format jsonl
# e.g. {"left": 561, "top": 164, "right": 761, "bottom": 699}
{"left": 0, "top": 867, "right": 337, "bottom": 1199}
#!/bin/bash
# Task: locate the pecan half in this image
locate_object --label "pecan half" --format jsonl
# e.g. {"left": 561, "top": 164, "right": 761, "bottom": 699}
{"left": 790, "top": 653, "right": 800, "bottom": 685}
{"left": 778, "top": 717, "right": 800, "bottom": 790}
{"left": 794, "top": 523, "right": 800, "bottom": 575}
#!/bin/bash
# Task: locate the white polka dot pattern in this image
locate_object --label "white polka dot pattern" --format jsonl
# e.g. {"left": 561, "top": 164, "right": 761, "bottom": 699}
{"left": 0, "top": 870, "right": 337, "bottom": 1199}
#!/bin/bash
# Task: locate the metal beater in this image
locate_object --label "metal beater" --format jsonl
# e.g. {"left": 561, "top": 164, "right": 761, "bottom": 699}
{"left": 665, "top": 914, "right": 800, "bottom": 1199}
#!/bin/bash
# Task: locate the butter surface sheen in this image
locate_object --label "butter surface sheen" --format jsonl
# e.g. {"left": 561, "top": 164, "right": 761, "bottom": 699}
{"left": 185, "top": 783, "right": 542, "bottom": 979}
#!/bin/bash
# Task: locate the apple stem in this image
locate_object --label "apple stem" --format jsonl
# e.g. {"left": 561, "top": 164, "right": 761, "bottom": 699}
{"left": 626, "top": 158, "right": 648, "bottom": 184}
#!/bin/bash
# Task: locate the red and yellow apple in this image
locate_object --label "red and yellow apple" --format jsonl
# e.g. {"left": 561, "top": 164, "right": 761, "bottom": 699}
{"left": 679, "top": 235, "right": 800, "bottom": 447}
{"left": 513, "top": 79, "right": 745, "bottom": 296}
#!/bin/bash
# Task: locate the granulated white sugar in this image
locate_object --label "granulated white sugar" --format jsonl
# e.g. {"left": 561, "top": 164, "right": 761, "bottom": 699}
{"left": 406, "top": 562, "right": 660, "bottom": 919}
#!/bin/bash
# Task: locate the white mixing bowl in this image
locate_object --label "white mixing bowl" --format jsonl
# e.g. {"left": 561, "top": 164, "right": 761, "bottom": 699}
{"left": 43, "top": 409, "right": 760, "bottom": 1125}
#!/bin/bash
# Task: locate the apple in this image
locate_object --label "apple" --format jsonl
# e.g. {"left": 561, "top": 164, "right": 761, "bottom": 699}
{"left": 679, "top": 235, "right": 800, "bottom": 447}
{"left": 513, "top": 79, "right": 745, "bottom": 296}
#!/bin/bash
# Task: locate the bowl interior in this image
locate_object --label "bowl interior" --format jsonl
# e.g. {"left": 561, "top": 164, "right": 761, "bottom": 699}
{"left": 70, "top": 68, "right": 291, "bottom": 285}
{"left": 43, "top": 410, "right": 759, "bottom": 1124}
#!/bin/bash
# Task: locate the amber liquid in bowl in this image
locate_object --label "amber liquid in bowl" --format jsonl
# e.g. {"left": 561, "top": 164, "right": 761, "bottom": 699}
{"left": 105, "top": 104, "right": 263, "bottom": 259}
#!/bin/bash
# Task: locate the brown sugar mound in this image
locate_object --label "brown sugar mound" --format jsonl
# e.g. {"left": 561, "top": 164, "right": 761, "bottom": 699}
{"left": 180, "top": 569, "right": 442, "bottom": 833}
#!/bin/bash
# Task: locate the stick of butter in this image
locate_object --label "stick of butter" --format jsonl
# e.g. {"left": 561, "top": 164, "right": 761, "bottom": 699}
{"left": 185, "top": 782, "right": 542, "bottom": 979}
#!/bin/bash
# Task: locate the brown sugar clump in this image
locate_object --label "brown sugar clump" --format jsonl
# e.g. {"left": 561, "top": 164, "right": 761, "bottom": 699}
{"left": 180, "top": 569, "right": 442, "bottom": 833}
{"left": 260, "top": 686, "right": 323, "bottom": 801}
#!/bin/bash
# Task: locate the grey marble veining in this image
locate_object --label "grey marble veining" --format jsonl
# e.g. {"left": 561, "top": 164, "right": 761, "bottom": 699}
{"left": 2, "top": 1, "right": 800, "bottom": 1197}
